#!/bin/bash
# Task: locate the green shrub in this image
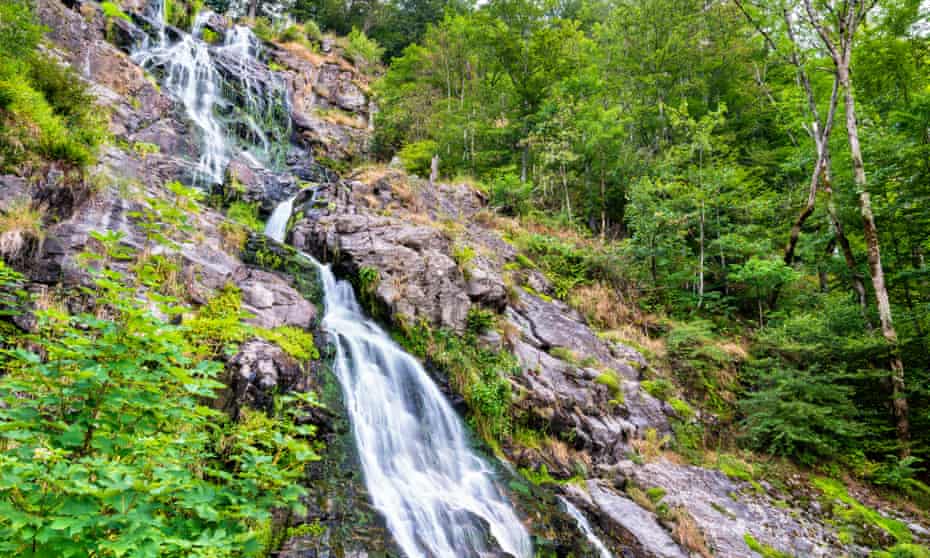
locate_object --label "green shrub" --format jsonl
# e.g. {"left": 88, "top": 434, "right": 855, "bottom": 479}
{"left": 490, "top": 172, "right": 533, "bottom": 216}
{"left": 0, "top": 257, "right": 318, "bottom": 556}
{"left": 740, "top": 362, "right": 862, "bottom": 462}
{"left": 398, "top": 140, "right": 438, "bottom": 176}
{"left": 466, "top": 306, "right": 496, "bottom": 336}
{"left": 0, "top": 4, "right": 105, "bottom": 170}
{"left": 100, "top": 1, "right": 131, "bottom": 21}
{"left": 227, "top": 201, "right": 263, "bottom": 232}
{"left": 278, "top": 24, "right": 303, "bottom": 43}
{"left": 344, "top": 27, "right": 384, "bottom": 67}
{"left": 304, "top": 20, "right": 322, "bottom": 42}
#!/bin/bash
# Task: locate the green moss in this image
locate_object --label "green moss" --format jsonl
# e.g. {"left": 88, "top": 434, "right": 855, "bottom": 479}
{"left": 521, "top": 284, "right": 553, "bottom": 302}
{"left": 812, "top": 476, "right": 913, "bottom": 544}
{"left": 549, "top": 346, "right": 579, "bottom": 364}
{"left": 641, "top": 378, "right": 674, "bottom": 401}
{"left": 101, "top": 1, "right": 131, "bottom": 21}
{"left": 255, "top": 326, "right": 320, "bottom": 361}
{"left": 744, "top": 533, "right": 793, "bottom": 558}
{"left": 717, "top": 455, "right": 755, "bottom": 483}
{"left": 595, "top": 370, "right": 625, "bottom": 405}
{"left": 872, "top": 544, "right": 930, "bottom": 558}
{"left": 515, "top": 254, "right": 536, "bottom": 269}
{"left": 202, "top": 28, "right": 220, "bottom": 44}
{"left": 670, "top": 397, "right": 694, "bottom": 419}
{"left": 646, "top": 486, "right": 666, "bottom": 503}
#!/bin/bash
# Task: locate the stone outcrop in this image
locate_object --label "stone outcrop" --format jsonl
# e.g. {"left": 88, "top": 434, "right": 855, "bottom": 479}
{"left": 271, "top": 43, "right": 373, "bottom": 160}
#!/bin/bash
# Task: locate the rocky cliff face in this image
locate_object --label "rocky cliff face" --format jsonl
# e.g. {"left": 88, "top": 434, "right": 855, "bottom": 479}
{"left": 288, "top": 168, "right": 855, "bottom": 558}
{"left": 4, "top": 1, "right": 925, "bottom": 557}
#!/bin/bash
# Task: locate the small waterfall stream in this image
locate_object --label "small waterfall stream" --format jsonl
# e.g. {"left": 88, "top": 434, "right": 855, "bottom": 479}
{"left": 265, "top": 198, "right": 533, "bottom": 558}
{"left": 133, "top": 8, "right": 229, "bottom": 183}
{"left": 558, "top": 497, "right": 614, "bottom": 558}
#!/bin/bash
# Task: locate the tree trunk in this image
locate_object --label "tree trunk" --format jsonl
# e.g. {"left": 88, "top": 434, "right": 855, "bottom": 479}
{"left": 838, "top": 61, "right": 909, "bottom": 453}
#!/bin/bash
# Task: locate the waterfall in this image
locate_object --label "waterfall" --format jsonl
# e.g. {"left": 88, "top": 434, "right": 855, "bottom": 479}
{"left": 558, "top": 497, "right": 614, "bottom": 558}
{"left": 133, "top": 7, "right": 229, "bottom": 184}
{"left": 266, "top": 198, "right": 533, "bottom": 558}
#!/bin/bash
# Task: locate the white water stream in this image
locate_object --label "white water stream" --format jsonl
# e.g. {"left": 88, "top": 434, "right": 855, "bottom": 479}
{"left": 266, "top": 197, "right": 533, "bottom": 558}
{"left": 133, "top": 7, "right": 228, "bottom": 183}
{"left": 558, "top": 496, "right": 614, "bottom": 558}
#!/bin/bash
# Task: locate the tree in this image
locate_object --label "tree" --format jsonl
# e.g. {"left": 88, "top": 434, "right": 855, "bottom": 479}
{"left": 801, "top": 0, "right": 910, "bottom": 452}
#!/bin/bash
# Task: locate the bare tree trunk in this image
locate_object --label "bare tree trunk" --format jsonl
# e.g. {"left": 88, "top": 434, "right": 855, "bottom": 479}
{"left": 839, "top": 39, "right": 909, "bottom": 453}
{"left": 698, "top": 200, "right": 705, "bottom": 308}
{"left": 803, "top": 0, "right": 908, "bottom": 453}
{"left": 429, "top": 155, "right": 439, "bottom": 186}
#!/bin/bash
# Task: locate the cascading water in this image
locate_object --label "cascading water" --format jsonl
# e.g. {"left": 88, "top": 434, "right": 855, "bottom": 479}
{"left": 558, "top": 497, "right": 614, "bottom": 558}
{"left": 266, "top": 197, "right": 533, "bottom": 558}
{"left": 133, "top": 6, "right": 229, "bottom": 183}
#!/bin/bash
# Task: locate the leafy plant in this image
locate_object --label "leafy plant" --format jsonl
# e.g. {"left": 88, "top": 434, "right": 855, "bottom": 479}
{"left": 0, "top": 255, "right": 318, "bottom": 556}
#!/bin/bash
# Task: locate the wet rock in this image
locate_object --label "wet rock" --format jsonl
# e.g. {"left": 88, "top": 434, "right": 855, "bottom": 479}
{"left": 222, "top": 338, "right": 303, "bottom": 418}
{"left": 292, "top": 179, "right": 472, "bottom": 330}
{"left": 223, "top": 156, "right": 299, "bottom": 214}
{"left": 576, "top": 481, "right": 688, "bottom": 558}
{"left": 0, "top": 176, "right": 32, "bottom": 211}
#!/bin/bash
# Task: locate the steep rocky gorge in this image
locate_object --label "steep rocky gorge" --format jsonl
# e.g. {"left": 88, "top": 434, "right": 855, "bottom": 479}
{"left": 3, "top": 0, "right": 927, "bottom": 556}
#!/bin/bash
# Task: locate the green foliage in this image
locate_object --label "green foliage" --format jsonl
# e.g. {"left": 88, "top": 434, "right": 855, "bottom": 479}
{"left": 279, "top": 24, "right": 304, "bottom": 43}
{"left": 873, "top": 544, "right": 930, "bottom": 558}
{"left": 303, "top": 20, "right": 322, "bottom": 43}
{"left": 227, "top": 201, "right": 263, "bottom": 232}
{"left": 344, "top": 27, "right": 385, "bottom": 68}
{"left": 396, "top": 320, "right": 518, "bottom": 447}
{"left": 641, "top": 378, "right": 674, "bottom": 401}
{"left": 490, "top": 173, "right": 533, "bottom": 216}
{"left": 813, "top": 477, "right": 913, "bottom": 544}
{"left": 465, "top": 306, "right": 495, "bottom": 336}
{"left": 0, "top": 5, "right": 107, "bottom": 172}
{"left": 100, "top": 1, "right": 131, "bottom": 21}
{"left": 255, "top": 326, "right": 320, "bottom": 361}
{"left": 397, "top": 140, "right": 438, "bottom": 176}
{"left": 0, "top": 255, "right": 318, "bottom": 556}
{"left": 741, "top": 362, "right": 862, "bottom": 463}
{"left": 743, "top": 534, "right": 793, "bottom": 558}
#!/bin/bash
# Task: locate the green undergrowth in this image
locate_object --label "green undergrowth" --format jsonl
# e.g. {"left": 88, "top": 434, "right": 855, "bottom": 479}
{"left": 812, "top": 477, "right": 914, "bottom": 546}
{"left": 0, "top": 0, "right": 107, "bottom": 172}
{"left": 744, "top": 533, "right": 793, "bottom": 558}
{"left": 0, "top": 248, "right": 320, "bottom": 556}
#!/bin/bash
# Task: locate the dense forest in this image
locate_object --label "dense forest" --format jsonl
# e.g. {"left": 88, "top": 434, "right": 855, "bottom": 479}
{"left": 367, "top": 0, "right": 930, "bottom": 471}
{"left": 3, "top": 0, "right": 930, "bottom": 555}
